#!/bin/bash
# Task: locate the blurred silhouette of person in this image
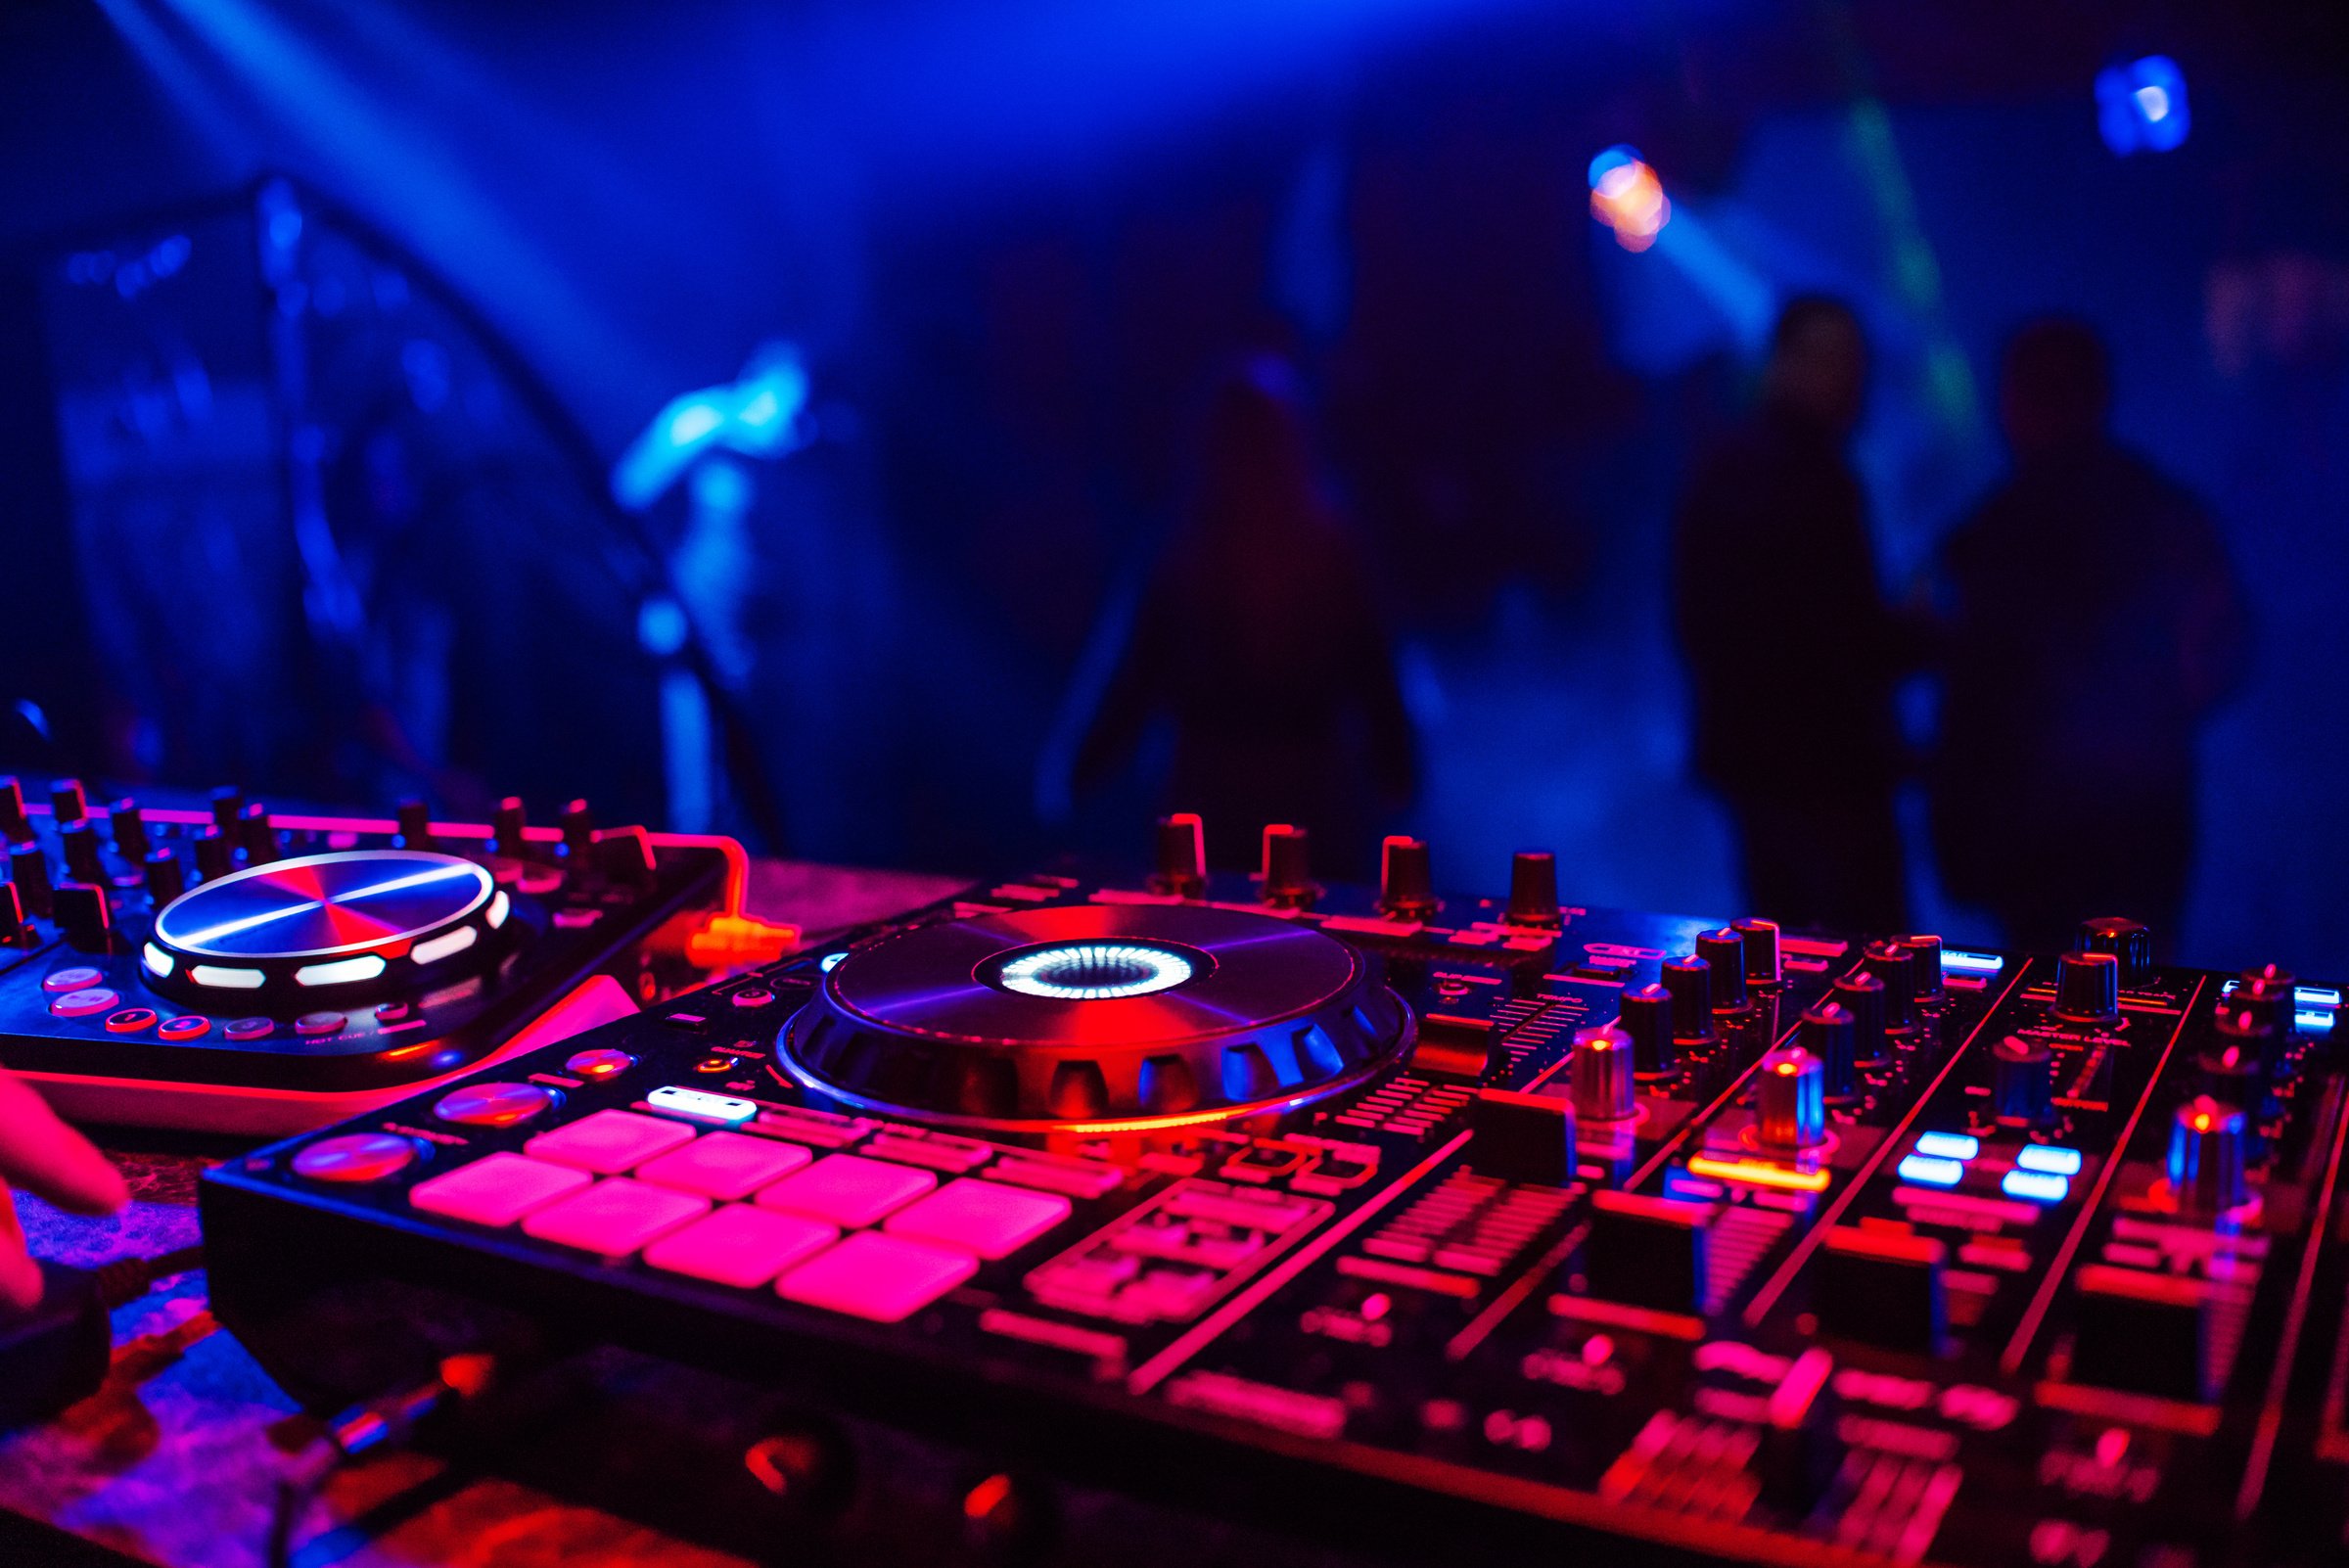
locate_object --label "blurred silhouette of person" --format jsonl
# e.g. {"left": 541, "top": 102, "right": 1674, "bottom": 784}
{"left": 1931, "top": 319, "right": 2247, "bottom": 951}
{"left": 1673, "top": 297, "right": 1920, "bottom": 933}
{"left": 1074, "top": 354, "right": 1414, "bottom": 877}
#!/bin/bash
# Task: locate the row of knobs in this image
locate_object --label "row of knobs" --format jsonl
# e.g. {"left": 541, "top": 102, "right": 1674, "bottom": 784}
{"left": 1151, "top": 814, "right": 1571, "bottom": 928}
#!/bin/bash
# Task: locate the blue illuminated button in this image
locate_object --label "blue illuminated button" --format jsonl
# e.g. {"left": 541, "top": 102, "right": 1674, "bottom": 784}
{"left": 2015, "top": 1145, "right": 2083, "bottom": 1176}
{"left": 2002, "top": 1169, "right": 2069, "bottom": 1204}
{"left": 1943, "top": 950, "right": 2004, "bottom": 975}
{"left": 1897, "top": 1154, "right": 1964, "bottom": 1189}
{"left": 2299, "top": 1010, "right": 2335, "bottom": 1036}
{"left": 1914, "top": 1132, "right": 1979, "bottom": 1161}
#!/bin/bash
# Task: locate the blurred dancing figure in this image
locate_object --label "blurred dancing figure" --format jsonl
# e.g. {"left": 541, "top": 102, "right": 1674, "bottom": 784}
{"left": 1674, "top": 297, "right": 1920, "bottom": 932}
{"left": 1074, "top": 355, "right": 1414, "bottom": 876}
{"left": 1932, "top": 319, "right": 2248, "bottom": 950}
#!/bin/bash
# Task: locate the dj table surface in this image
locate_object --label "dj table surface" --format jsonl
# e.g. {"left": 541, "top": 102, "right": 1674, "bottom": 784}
{"left": 0, "top": 859, "right": 968, "bottom": 1568}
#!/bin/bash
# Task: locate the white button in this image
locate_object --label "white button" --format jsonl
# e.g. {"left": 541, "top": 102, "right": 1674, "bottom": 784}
{"left": 645, "top": 1085, "right": 758, "bottom": 1126}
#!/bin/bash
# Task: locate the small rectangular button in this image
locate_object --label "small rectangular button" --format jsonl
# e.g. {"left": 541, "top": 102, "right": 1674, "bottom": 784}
{"left": 777, "top": 1231, "right": 976, "bottom": 1322}
{"left": 756, "top": 1154, "right": 936, "bottom": 1226}
{"left": 522, "top": 1178, "right": 710, "bottom": 1257}
{"left": 635, "top": 1130, "right": 811, "bottom": 1199}
{"left": 645, "top": 1205, "right": 840, "bottom": 1288}
{"left": 987, "top": 1157, "right": 1122, "bottom": 1200}
{"left": 526, "top": 1109, "right": 697, "bottom": 1174}
{"left": 411, "top": 1152, "right": 590, "bottom": 1226}
{"left": 886, "top": 1179, "right": 1071, "bottom": 1260}
{"left": 645, "top": 1085, "right": 758, "bottom": 1126}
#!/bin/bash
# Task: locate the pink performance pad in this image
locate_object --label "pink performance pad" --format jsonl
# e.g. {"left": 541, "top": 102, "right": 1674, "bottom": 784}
{"left": 755, "top": 1154, "right": 937, "bottom": 1227}
{"left": 885, "top": 1179, "right": 1071, "bottom": 1260}
{"left": 410, "top": 1153, "right": 590, "bottom": 1227}
{"left": 525, "top": 1109, "right": 696, "bottom": 1174}
{"left": 644, "top": 1206, "right": 841, "bottom": 1288}
{"left": 776, "top": 1231, "right": 977, "bottom": 1322}
{"left": 522, "top": 1178, "right": 711, "bottom": 1258}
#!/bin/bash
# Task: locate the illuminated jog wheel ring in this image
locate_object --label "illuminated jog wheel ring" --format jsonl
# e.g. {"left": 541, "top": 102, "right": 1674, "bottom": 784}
{"left": 782, "top": 903, "right": 1414, "bottom": 1134}
{"left": 144, "top": 850, "right": 514, "bottom": 1011}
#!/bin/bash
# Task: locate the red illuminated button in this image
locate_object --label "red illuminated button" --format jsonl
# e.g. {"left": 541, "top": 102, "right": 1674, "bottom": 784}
{"left": 693, "top": 1054, "right": 741, "bottom": 1075}
{"left": 410, "top": 1152, "right": 589, "bottom": 1226}
{"left": 104, "top": 1008, "right": 159, "bottom": 1035}
{"left": 731, "top": 988, "right": 775, "bottom": 1009}
{"left": 644, "top": 1206, "right": 837, "bottom": 1288}
{"left": 159, "top": 1015, "right": 211, "bottom": 1040}
{"left": 293, "top": 1132, "right": 418, "bottom": 1183}
{"left": 520, "top": 1177, "right": 709, "bottom": 1258}
{"left": 42, "top": 966, "right": 104, "bottom": 994}
{"left": 524, "top": 1109, "right": 695, "bottom": 1174}
{"left": 224, "top": 1016, "right": 274, "bottom": 1040}
{"left": 635, "top": 1130, "right": 810, "bottom": 1200}
{"left": 376, "top": 1002, "right": 415, "bottom": 1022}
{"left": 885, "top": 1179, "right": 1071, "bottom": 1261}
{"left": 565, "top": 1048, "right": 636, "bottom": 1080}
{"left": 435, "top": 1082, "right": 558, "bottom": 1128}
{"left": 776, "top": 1231, "right": 976, "bottom": 1322}
{"left": 755, "top": 1154, "right": 936, "bottom": 1227}
{"left": 50, "top": 988, "right": 119, "bottom": 1019}
{"left": 295, "top": 1011, "right": 345, "bottom": 1037}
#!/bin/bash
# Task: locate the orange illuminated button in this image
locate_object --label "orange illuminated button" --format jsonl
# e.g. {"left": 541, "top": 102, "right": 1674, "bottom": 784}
{"left": 293, "top": 1131, "right": 418, "bottom": 1183}
{"left": 565, "top": 1048, "right": 636, "bottom": 1080}
{"left": 159, "top": 1015, "right": 211, "bottom": 1040}
{"left": 104, "top": 1008, "right": 159, "bottom": 1034}
{"left": 434, "top": 1082, "right": 559, "bottom": 1128}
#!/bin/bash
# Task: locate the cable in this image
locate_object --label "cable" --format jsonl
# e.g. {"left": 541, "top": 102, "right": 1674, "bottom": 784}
{"left": 266, "top": 1353, "right": 501, "bottom": 1568}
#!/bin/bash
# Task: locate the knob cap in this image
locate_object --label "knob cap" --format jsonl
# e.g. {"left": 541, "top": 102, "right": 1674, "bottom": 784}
{"left": 193, "top": 826, "right": 233, "bottom": 882}
{"left": 0, "top": 882, "right": 25, "bottom": 944}
{"left": 2079, "top": 916, "right": 2152, "bottom": 982}
{"left": 1504, "top": 851, "right": 1560, "bottom": 928}
{"left": 1618, "top": 984, "right": 1676, "bottom": 1079}
{"left": 208, "top": 786, "right": 243, "bottom": 831}
{"left": 1731, "top": 918, "right": 1780, "bottom": 986}
{"left": 1469, "top": 1088, "right": 1576, "bottom": 1186}
{"left": 2053, "top": 951, "right": 2121, "bottom": 1025}
{"left": 1863, "top": 942, "right": 1917, "bottom": 1033}
{"left": 1756, "top": 1046, "right": 1827, "bottom": 1150}
{"left": 1697, "top": 929, "right": 1748, "bottom": 1011}
{"left": 1832, "top": 970, "right": 1889, "bottom": 1066}
{"left": 395, "top": 799, "right": 434, "bottom": 852}
{"left": 53, "top": 882, "right": 110, "bottom": 952}
{"left": 1571, "top": 1026, "right": 1636, "bottom": 1123}
{"left": 143, "top": 850, "right": 185, "bottom": 906}
{"left": 560, "top": 799, "right": 595, "bottom": 858}
{"left": 2168, "top": 1095, "right": 2249, "bottom": 1217}
{"left": 60, "top": 819, "right": 104, "bottom": 884}
{"left": 1661, "top": 956, "right": 1716, "bottom": 1045}
{"left": 1585, "top": 1190, "right": 1714, "bottom": 1312}
{"left": 1991, "top": 1035, "right": 2055, "bottom": 1128}
{"left": 1901, "top": 935, "right": 1945, "bottom": 1003}
{"left": 237, "top": 803, "right": 279, "bottom": 864}
{"left": 49, "top": 778, "right": 87, "bottom": 823}
{"left": 1259, "top": 824, "right": 1313, "bottom": 908}
{"left": 492, "top": 797, "right": 529, "bottom": 859}
{"left": 1378, "top": 835, "right": 1437, "bottom": 919}
{"left": 9, "top": 840, "right": 53, "bottom": 917}
{"left": 1800, "top": 1002, "right": 1859, "bottom": 1102}
{"left": 2236, "top": 965, "right": 2299, "bottom": 1039}
{"left": 1147, "top": 813, "right": 1204, "bottom": 897}
{"left": 2203, "top": 1002, "right": 2274, "bottom": 1117}
{"left": 0, "top": 778, "right": 25, "bottom": 842}
{"left": 109, "top": 799, "right": 149, "bottom": 861}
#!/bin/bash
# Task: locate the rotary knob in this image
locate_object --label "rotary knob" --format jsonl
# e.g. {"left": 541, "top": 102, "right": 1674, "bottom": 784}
{"left": 1800, "top": 1001, "right": 1859, "bottom": 1102}
{"left": 2168, "top": 1095, "right": 2249, "bottom": 1218}
{"left": 1901, "top": 935, "right": 1946, "bottom": 1003}
{"left": 1832, "top": 970, "right": 1889, "bottom": 1067}
{"left": 1697, "top": 929, "right": 1749, "bottom": 1012}
{"left": 54, "top": 883, "right": 112, "bottom": 953}
{"left": 1259, "top": 824, "right": 1314, "bottom": 908}
{"left": 193, "top": 826, "right": 233, "bottom": 882}
{"left": 1756, "top": 1046, "right": 1827, "bottom": 1151}
{"left": 2236, "top": 966, "right": 2299, "bottom": 1040}
{"left": 1731, "top": 917, "right": 1780, "bottom": 987}
{"left": 1863, "top": 941, "right": 1917, "bottom": 1033}
{"left": 109, "top": 798, "right": 149, "bottom": 861}
{"left": 9, "top": 840, "right": 52, "bottom": 918}
{"left": 1571, "top": 1026, "right": 1636, "bottom": 1123}
{"left": 2079, "top": 916, "right": 2152, "bottom": 982}
{"left": 50, "top": 778, "right": 87, "bottom": 823}
{"left": 2053, "top": 950, "right": 2121, "bottom": 1026}
{"left": 492, "top": 797, "right": 530, "bottom": 860}
{"left": 394, "top": 798, "right": 434, "bottom": 852}
{"left": 1151, "top": 813, "right": 1207, "bottom": 899}
{"left": 60, "top": 819, "right": 104, "bottom": 883}
{"left": 143, "top": 850, "right": 185, "bottom": 906}
{"left": 1661, "top": 955, "right": 1716, "bottom": 1047}
{"left": 1504, "top": 851, "right": 1560, "bottom": 928}
{"left": 1378, "top": 835, "right": 1437, "bottom": 919}
{"left": 0, "top": 777, "right": 25, "bottom": 842}
{"left": 560, "top": 799, "right": 595, "bottom": 859}
{"left": 2202, "top": 1000, "right": 2274, "bottom": 1118}
{"left": 1618, "top": 983, "right": 1676, "bottom": 1079}
{"left": 207, "top": 785, "right": 243, "bottom": 831}
{"left": 238, "top": 803, "right": 279, "bottom": 865}
{"left": 1991, "top": 1035, "right": 2055, "bottom": 1128}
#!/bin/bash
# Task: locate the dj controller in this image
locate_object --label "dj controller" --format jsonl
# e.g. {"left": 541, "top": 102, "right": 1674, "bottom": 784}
{"left": 163, "top": 815, "right": 2349, "bottom": 1564}
{"left": 0, "top": 776, "right": 775, "bottom": 1133}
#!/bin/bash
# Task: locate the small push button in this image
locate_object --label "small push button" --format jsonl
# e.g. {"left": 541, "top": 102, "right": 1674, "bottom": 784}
{"left": 50, "top": 988, "right": 119, "bottom": 1019}
{"left": 435, "top": 1082, "right": 559, "bottom": 1128}
{"left": 565, "top": 1048, "right": 636, "bottom": 1080}
{"left": 42, "top": 966, "right": 104, "bottom": 994}
{"left": 293, "top": 1132, "right": 418, "bottom": 1183}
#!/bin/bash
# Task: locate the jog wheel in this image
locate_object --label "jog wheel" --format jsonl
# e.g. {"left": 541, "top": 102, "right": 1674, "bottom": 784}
{"left": 781, "top": 903, "right": 1414, "bottom": 1134}
{"left": 143, "top": 850, "right": 514, "bottom": 1012}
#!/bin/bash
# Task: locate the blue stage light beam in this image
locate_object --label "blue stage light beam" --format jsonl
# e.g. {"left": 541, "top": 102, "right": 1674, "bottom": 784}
{"left": 90, "top": 0, "right": 253, "bottom": 169}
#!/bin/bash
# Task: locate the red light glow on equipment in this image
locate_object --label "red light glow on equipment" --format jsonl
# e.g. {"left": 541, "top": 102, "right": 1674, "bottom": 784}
{"left": 1589, "top": 145, "right": 1669, "bottom": 253}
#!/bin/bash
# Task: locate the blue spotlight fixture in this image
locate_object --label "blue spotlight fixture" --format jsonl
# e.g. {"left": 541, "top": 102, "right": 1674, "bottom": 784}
{"left": 2096, "top": 56, "right": 2188, "bottom": 156}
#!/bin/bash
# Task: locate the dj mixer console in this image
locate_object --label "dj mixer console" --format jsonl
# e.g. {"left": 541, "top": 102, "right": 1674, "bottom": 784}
{"left": 0, "top": 776, "right": 765, "bottom": 1132}
{"left": 201, "top": 819, "right": 2349, "bottom": 1566}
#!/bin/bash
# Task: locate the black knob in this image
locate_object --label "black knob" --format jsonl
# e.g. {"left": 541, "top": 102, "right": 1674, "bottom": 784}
{"left": 108, "top": 798, "right": 149, "bottom": 861}
{"left": 208, "top": 785, "right": 243, "bottom": 831}
{"left": 1259, "top": 824, "right": 1314, "bottom": 908}
{"left": 1618, "top": 984, "right": 1676, "bottom": 1078}
{"left": 53, "top": 882, "right": 110, "bottom": 952}
{"left": 2053, "top": 950, "right": 2121, "bottom": 1025}
{"left": 1756, "top": 1046, "right": 1827, "bottom": 1151}
{"left": 9, "top": 840, "right": 52, "bottom": 917}
{"left": 237, "top": 803, "right": 279, "bottom": 864}
{"left": 0, "top": 882, "right": 24, "bottom": 944}
{"left": 1584, "top": 1190, "right": 1714, "bottom": 1312}
{"left": 1832, "top": 970, "right": 1889, "bottom": 1066}
{"left": 1504, "top": 851, "right": 1561, "bottom": 928}
{"left": 560, "top": 799, "right": 595, "bottom": 858}
{"left": 394, "top": 798, "right": 433, "bottom": 851}
{"left": 143, "top": 850, "right": 185, "bottom": 906}
{"left": 492, "top": 797, "right": 530, "bottom": 859}
{"left": 49, "top": 778, "right": 87, "bottom": 823}
{"left": 1469, "top": 1088, "right": 1576, "bottom": 1186}
{"left": 1991, "top": 1035, "right": 2055, "bottom": 1128}
{"left": 1378, "top": 835, "right": 1437, "bottom": 919}
{"left": 0, "top": 777, "right": 26, "bottom": 842}
{"left": 1801, "top": 1002, "right": 1859, "bottom": 1102}
{"left": 2203, "top": 1002, "right": 2275, "bottom": 1118}
{"left": 2168, "top": 1095, "right": 2249, "bottom": 1218}
{"left": 2236, "top": 965, "right": 2299, "bottom": 1039}
{"left": 2079, "top": 916, "right": 2152, "bottom": 983}
{"left": 595, "top": 824, "right": 657, "bottom": 888}
{"left": 60, "top": 819, "right": 104, "bottom": 883}
{"left": 1151, "top": 813, "right": 1206, "bottom": 898}
{"left": 1661, "top": 956, "right": 1716, "bottom": 1045}
{"left": 1863, "top": 942, "right": 1917, "bottom": 1033}
{"left": 193, "top": 826, "right": 233, "bottom": 882}
{"left": 1901, "top": 935, "right": 1945, "bottom": 1003}
{"left": 1732, "top": 917, "right": 1780, "bottom": 986}
{"left": 1817, "top": 1227, "right": 1947, "bottom": 1354}
{"left": 1697, "top": 929, "right": 1748, "bottom": 1011}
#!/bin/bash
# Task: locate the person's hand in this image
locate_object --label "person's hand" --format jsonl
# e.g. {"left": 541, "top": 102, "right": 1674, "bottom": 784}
{"left": 0, "top": 1071, "right": 129, "bottom": 1312}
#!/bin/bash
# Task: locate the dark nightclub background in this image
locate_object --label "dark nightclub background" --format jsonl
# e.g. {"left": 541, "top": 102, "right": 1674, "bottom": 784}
{"left": 2, "top": 0, "right": 2346, "bottom": 973}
